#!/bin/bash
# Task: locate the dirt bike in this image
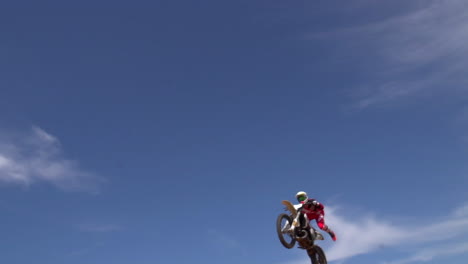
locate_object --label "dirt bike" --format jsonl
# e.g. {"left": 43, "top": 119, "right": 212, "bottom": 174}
{"left": 276, "top": 200, "right": 328, "bottom": 264}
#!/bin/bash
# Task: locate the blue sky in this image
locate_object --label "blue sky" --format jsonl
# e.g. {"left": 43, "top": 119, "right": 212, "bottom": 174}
{"left": 1, "top": 0, "right": 468, "bottom": 263}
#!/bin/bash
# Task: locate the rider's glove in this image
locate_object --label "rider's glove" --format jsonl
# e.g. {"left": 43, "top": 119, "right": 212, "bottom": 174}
{"left": 305, "top": 199, "right": 319, "bottom": 208}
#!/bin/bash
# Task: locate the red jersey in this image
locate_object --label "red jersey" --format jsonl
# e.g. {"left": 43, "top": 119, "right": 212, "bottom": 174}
{"left": 300, "top": 198, "right": 325, "bottom": 220}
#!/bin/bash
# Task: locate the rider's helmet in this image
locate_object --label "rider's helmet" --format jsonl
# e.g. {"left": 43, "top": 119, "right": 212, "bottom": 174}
{"left": 296, "top": 191, "right": 308, "bottom": 203}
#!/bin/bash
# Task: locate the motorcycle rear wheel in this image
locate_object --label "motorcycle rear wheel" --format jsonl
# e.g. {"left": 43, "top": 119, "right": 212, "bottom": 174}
{"left": 276, "top": 213, "right": 296, "bottom": 249}
{"left": 308, "top": 245, "right": 327, "bottom": 264}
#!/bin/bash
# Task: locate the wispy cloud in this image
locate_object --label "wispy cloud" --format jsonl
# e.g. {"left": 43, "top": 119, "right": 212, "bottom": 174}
{"left": 325, "top": 207, "right": 406, "bottom": 261}
{"left": 0, "top": 126, "right": 102, "bottom": 192}
{"left": 454, "top": 203, "right": 468, "bottom": 218}
{"left": 313, "top": 0, "right": 468, "bottom": 108}
{"left": 280, "top": 203, "right": 468, "bottom": 264}
{"left": 325, "top": 203, "right": 468, "bottom": 262}
{"left": 382, "top": 242, "right": 468, "bottom": 264}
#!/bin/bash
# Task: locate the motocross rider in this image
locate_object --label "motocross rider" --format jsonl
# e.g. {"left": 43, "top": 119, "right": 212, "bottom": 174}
{"left": 294, "top": 191, "right": 337, "bottom": 241}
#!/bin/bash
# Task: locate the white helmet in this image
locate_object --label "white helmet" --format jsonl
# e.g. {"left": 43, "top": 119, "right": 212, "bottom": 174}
{"left": 296, "top": 191, "right": 308, "bottom": 203}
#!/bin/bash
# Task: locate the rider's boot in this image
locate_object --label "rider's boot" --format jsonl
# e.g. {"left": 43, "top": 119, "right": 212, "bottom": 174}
{"left": 322, "top": 225, "right": 337, "bottom": 241}
{"left": 328, "top": 229, "right": 337, "bottom": 241}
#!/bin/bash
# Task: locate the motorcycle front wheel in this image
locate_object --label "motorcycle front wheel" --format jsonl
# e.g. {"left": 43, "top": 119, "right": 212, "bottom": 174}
{"left": 276, "top": 213, "right": 296, "bottom": 249}
{"left": 307, "top": 245, "right": 327, "bottom": 264}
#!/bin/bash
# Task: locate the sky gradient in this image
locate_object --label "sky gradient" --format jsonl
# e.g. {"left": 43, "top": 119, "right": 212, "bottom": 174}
{"left": 1, "top": 1, "right": 468, "bottom": 264}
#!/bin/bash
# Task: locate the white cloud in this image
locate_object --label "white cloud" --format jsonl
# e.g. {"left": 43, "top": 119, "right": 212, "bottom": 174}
{"left": 326, "top": 204, "right": 468, "bottom": 262}
{"left": 0, "top": 126, "right": 102, "bottom": 192}
{"left": 313, "top": 0, "right": 468, "bottom": 108}
{"left": 359, "top": 0, "right": 468, "bottom": 107}
{"left": 454, "top": 204, "right": 468, "bottom": 218}
{"left": 366, "top": 1, "right": 468, "bottom": 67}
{"left": 325, "top": 207, "right": 406, "bottom": 261}
{"left": 382, "top": 242, "right": 468, "bottom": 264}
{"left": 279, "top": 203, "right": 468, "bottom": 264}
